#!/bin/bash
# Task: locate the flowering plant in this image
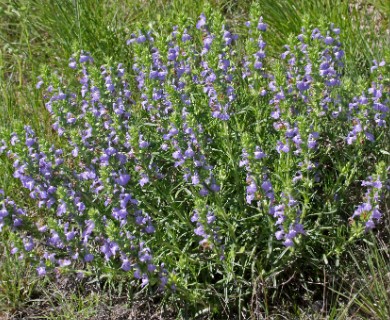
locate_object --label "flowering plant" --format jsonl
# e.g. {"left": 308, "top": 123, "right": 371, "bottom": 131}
{"left": 1, "top": 5, "right": 388, "bottom": 307}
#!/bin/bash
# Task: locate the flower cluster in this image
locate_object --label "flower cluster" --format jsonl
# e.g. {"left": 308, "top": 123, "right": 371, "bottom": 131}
{"left": 191, "top": 207, "right": 221, "bottom": 252}
{"left": 0, "top": 10, "right": 388, "bottom": 297}
{"left": 352, "top": 168, "right": 387, "bottom": 231}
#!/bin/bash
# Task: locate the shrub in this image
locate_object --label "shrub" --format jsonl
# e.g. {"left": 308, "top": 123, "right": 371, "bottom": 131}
{"left": 0, "top": 4, "right": 389, "bottom": 313}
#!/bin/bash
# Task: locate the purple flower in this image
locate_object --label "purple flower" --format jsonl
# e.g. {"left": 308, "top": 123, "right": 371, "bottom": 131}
{"left": 173, "top": 150, "right": 183, "bottom": 160}
{"left": 307, "top": 133, "right": 318, "bottom": 149}
{"left": 271, "top": 204, "right": 286, "bottom": 225}
{"left": 292, "top": 223, "right": 305, "bottom": 234}
{"left": 137, "top": 34, "right": 146, "bottom": 43}
{"left": 206, "top": 211, "right": 216, "bottom": 224}
{"left": 196, "top": 13, "right": 206, "bottom": 29}
{"left": 100, "top": 240, "right": 119, "bottom": 261}
{"left": 191, "top": 211, "right": 199, "bottom": 222}
{"left": 365, "top": 132, "right": 375, "bottom": 142}
{"left": 202, "top": 35, "right": 213, "bottom": 54}
{"left": 79, "top": 53, "right": 93, "bottom": 63}
{"left": 84, "top": 253, "right": 94, "bottom": 262}
{"left": 76, "top": 201, "right": 85, "bottom": 212}
{"left": 145, "top": 224, "right": 155, "bottom": 233}
{"left": 191, "top": 172, "right": 200, "bottom": 185}
{"left": 255, "top": 50, "right": 266, "bottom": 59}
{"left": 254, "top": 60, "right": 262, "bottom": 69}
{"left": 333, "top": 28, "right": 340, "bottom": 35}
{"left": 58, "top": 259, "right": 71, "bottom": 267}
{"left": 246, "top": 182, "right": 257, "bottom": 194}
{"left": 257, "top": 17, "right": 267, "bottom": 31}
{"left": 239, "top": 149, "right": 249, "bottom": 168}
{"left": 184, "top": 147, "right": 195, "bottom": 158}
{"left": 261, "top": 180, "right": 272, "bottom": 192}
{"left": 121, "top": 259, "right": 131, "bottom": 271}
{"left": 324, "top": 36, "right": 334, "bottom": 45}
{"left": 352, "top": 121, "right": 362, "bottom": 134}
{"left": 276, "top": 141, "right": 290, "bottom": 153}
{"left": 286, "top": 229, "right": 297, "bottom": 240}
{"left": 57, "top": 201, "right": 67, "bottom": 216}
{"left": 210, "top": 183, "right": 220, "bottom": 192}
{"left": 275, "top": 229, "right": 284, "bottom": 240}
{"left": 65, "top": 231, "right": 76, "bottom": 241}
{"left": 182, "top": 30, "right": 191, "bottom": 42}
{"left": 297, "top": 80, "right": 310, "bottom": 91}
{"left": 372, "top": 180, "right": 382, "bottom": 189}
{"left": 71, "top": 147, "right": 79, "bottom": 157}
{"left": 139, "top": 248, "right": 152, "bottom": 262}
{"left": 36, "top": 266, "right": 46, "bottom": 277}
{"left": 24, "top": 237, "right": 34, "bottom": 251}
{"left": 194, "top": 224, "right": 207, "bottom": 237}
{"left": 365, "top": 220, "right": 375, "bottom": 230}
{"left": 371, "top": 207, "right": 381, "bottom": 220}
{"left": 346, "top": 132, "right": 357, "bottom": 145}
{"left": 0, "top": 206, "right": 8, "bottom": 218}
{"left": 293, "top": 171, "right": 303, "bottom": 183}
{"left": 91, "top": 87, "right": 100, "bottom": 102}
{"left": 147, "top": 264, "right": 156, "bottom": 272}
{"left": 134, "top": 268, "right": 141, "bottom": 279}
{"left": 139, "top": 138, "right": 149, "bottom": 149}
{"left": 199, "top": 187, "right": 209, "bottom": 196}
{"left": 0, "top": 140, "right": 7, "bottom": 154}
{"left": 116, "top": 173, "right": 130, "bottom": 186}
{"left": 353, "top": 202, "right": 372, "bottom": 218}
{"left": 68, "top": 58, "right": 77, "bottom": 69}
{"left": 36, "top": 79, "right": 44, "bottom": 89}
{"left": 139, "top": 175, "right": 149, "bottom": 187}
{"left": 141, "top": 274, "right": 149, "bottom": 287}
{"left": 254, "top": 146, "right": 266, "bottom": 159}
{"left": 246, "top": 193, "right": 255, "bottom": 203}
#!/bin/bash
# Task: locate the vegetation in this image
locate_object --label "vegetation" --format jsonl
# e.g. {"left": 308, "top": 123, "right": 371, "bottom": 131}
{"left": 0, "top": 0, "right": 389, "bottom": 318}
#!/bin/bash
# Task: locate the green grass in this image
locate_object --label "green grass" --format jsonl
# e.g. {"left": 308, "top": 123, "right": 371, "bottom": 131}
{"left": 337, "top": 234, "right": 390, "bottom": 319}
{"left": 0, "top": 233, "right": 41, "bottom": 315}
{"left": 1, "top": 0, "right": 388, "bottom": 132}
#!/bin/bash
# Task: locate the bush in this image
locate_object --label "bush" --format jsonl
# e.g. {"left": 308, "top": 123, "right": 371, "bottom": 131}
{"left": 0, "top": 4, "right": 389, "bottom": 313}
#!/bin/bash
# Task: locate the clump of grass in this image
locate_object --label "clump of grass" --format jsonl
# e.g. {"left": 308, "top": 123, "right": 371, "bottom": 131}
{"left": 334, "top": 234, "right": 390, "bottom": 319}
{"left": 0, "top": 233, "right": 42, "bottom": 315}
{"left": 248, "top": 0, "right": 389, "bottom": 77}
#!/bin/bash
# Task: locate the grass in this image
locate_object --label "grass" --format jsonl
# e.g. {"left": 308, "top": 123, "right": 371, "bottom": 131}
{"left": 1, "top": 0, "right": 388, "bottom": 131}
{"left": 0, "top": 241, "right": 389, "bottom": 318}
{"left": 337, "top": 231, "right": 390, "bottom": 319}
{"left": 0, "top": 0, "right": 389, "bottom": 318}
{"left": 0, "top": 234, "right": 41, "bottom": 316}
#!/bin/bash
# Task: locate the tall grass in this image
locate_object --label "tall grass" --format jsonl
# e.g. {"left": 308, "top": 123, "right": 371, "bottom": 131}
{"left": 254, "top": 0, "right": 389, "bottom": 76}
{"left": 0, "top": 0, "right": 388, "bottom": 131}
{"left": 333, "top": 234, "right": 390, "bottom": 319}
